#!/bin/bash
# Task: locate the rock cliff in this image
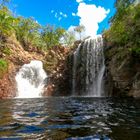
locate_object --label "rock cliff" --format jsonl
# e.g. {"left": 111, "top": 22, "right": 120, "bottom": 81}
{"left": 0, "top": 35, "right": 71, "bottom": 98}
{"left": 104, "top": 43, "right": 140, "bottom": 97}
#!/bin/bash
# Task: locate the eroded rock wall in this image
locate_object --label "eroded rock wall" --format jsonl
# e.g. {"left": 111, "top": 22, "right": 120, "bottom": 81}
{"left": 0, "top": 35, "right": 45, "bottom": 98}
{"left": 0, "top": 63, "right": 17, "bottom": 99}
{"left": 104, "top": 44, "right": 140, "bottom": 97}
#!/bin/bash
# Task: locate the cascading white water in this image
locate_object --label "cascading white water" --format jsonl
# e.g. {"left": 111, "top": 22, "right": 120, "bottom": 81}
{"left": 72, "top": 45, "right": 80, "bottom": 95}
{"left": 72, "top": 35, "right": 105, "bottom": 97}
{"left": 15, "top": 60, "right": 47, "bottom": 98}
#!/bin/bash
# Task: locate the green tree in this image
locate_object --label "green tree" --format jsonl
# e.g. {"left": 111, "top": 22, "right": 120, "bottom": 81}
{"left": 41, "top": 25, "right": 65, "bottom": 48}
{"left": 104, "top": 1, "right": 140, "bottom": 51}
{"left": 74, "top": 25, "right": 85, "bottom": 40}
{"left": 61, "top": 31, "right": 76, "bottom": 46}
{"left": 0, "top": 6, "right": 18, "bottom": 44}
{"left": 15, "top": 17, "right": 41, "bottom": 48}
{"left": 111, "top": 0, "right": 134, "bottom": 22}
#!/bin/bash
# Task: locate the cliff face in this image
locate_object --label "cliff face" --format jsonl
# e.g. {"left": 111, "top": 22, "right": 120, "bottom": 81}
{"left": 0, "top": 63, "right": 16, "bottom": 98}
{"left": 0, "top": 34, "right": 73, "bottom": 98}
{"left": 0, "top": 34, "right": 72, "bottom": 98}
{"left": 43, "top": 46, "right": 71, "bottom": 96}
{"left": 1, "top": 34, "right": 139, "bottom": 98}
{"left": 104, "top": 44, "right": 140, "bottom": 97}
{"left": 0, "top": 36, "right": 45, "bottom": 99}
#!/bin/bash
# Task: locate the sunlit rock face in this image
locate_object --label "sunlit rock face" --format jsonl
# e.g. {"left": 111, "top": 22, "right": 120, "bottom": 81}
{"left": 72, "top": 35, "right": 105, "bottom": 97}
{"left": 15, "top": 60, "right": 47, "bottom": 98}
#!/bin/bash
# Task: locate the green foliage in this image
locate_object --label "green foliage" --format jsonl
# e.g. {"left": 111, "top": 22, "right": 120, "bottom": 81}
{"left": 74, "top": 25, "right": 85, "bottom": 40}
{"left": 2, "top": 47, "right": 11, "bottom": 55}
{"left": 0, "top": 7, "right": 18, "bottom": 37}
{"left": 61, "top": 31, "right": 76, "bottom": 47}
{"left": 130, "top": 47, "right": 140, "bottom": 57}
{"left": 15, "top": 19, "right": 66, "bottom": 50}
{"left": 104, "top": 2, "right": 140, "bottom": 48}
{"left": 111, "top": 0, "right": 134, "bottom": 22}
{"left": 0, "top": 0, "right": 73, "bottom": 54}
{"left": 41, "top": 25, "right": 65, "bottom": 48}
{"left": 0, "top": 59, "right": 8, "bottom": 78}
{"left": 15, "top": 17, "right": 41, "bottom": 48}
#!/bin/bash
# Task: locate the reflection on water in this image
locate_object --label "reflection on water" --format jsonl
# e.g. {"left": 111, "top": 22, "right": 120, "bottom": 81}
{"left": 0, "top": 97, "right": 140, "bottom": 140}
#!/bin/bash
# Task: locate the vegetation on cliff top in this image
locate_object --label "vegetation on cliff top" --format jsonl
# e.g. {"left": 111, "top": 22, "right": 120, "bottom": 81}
{"left": 0, "top": 0, "right": 86, "bottom": 52}
{"left": 0, "top": 6, "right": 67, "bottom": 51}
{"left": 104, "top": 0, "right": 140, "bottom": 56}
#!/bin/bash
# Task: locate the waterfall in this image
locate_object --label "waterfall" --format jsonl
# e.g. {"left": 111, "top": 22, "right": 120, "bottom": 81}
{"left": 15, "top": 60, "right": 47, "bottom": 98}
{"left": 72, "top": 45, "right": 80, "bottom": 95}
{"left": 72, "top": 35, "right": 105, "bottom": 97}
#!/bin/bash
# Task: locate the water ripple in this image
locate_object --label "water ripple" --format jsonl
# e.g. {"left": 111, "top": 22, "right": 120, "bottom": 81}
{"left": 0, "top": 97, "right": 139, "bottom": 140}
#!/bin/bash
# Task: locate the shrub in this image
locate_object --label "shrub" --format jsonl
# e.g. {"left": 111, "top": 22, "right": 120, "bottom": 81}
{"left": 0, "top": 59, "right": 8, "bottom": 78}
{"left": 130, "top": 47, "right": 140, "bottom": 57}
{"left": 104, "top": 3, "right": 140, "bottom": 48}
{"left": 2, "top": 47, "right": 11, "bottom": 55}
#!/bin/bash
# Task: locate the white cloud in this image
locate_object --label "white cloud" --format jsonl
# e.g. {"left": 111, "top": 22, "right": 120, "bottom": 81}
{"left": 51, "top": 10, "right": 54, "bottom": 13}
{"left": 60, "top": 12, "right": 63, "bottom": 15}
{"left": 58, "top": 17, "right": 62, "bottom": 21}
{"left": 35, "top": 20, "right": 39, "bottom": 24}
{"left": 52, "top": 11, "right": 68, "bottom": 21}
{"left": 59, "top": 12, "right": 67, "bottom": 18}
{"left": 76, "top": 0, "right": 83, "bottom": 3}
{"left": 55, "top": 12, "right": 58, "bottom": 18}
{"left": 72, "top": 12, "right": 77, "bottom": 16}
{"left": 63, "top": 14, "right": 67, "bottom": 18}
{"left": 69, "top": 2, "right": 110, "bottom": 38}
{"left": 77, "top": 3, "right": 110, "bottom": 37}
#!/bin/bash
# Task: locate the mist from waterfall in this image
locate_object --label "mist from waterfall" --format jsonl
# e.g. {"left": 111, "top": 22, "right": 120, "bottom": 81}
{"left": 15, "top": 60, "right": 47, "bottom": 98}
{"left": 72, "top": 35, "right": 105, "bottom": 97}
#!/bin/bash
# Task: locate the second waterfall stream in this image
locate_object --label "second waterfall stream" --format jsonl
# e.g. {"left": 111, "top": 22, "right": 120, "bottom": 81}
{"left": 72, "top": 35, "right": 105, "bottom": 97}
{"left": 15, "top": 60, "right": 47, "bottom": 98}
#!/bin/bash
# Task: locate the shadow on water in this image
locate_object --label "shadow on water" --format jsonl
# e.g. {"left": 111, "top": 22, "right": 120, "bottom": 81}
{"left": 0, "top": 97, "right": 140, "bottom": 140}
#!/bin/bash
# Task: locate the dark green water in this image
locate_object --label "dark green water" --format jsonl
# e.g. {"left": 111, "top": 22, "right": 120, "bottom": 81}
{"left": 0, "top": 97, "right": 139, "bottom": 140}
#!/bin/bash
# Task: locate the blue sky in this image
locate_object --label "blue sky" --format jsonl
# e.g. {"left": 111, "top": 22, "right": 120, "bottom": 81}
{"left": 11, "top": 0, "right": 115, "bottom": 36}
